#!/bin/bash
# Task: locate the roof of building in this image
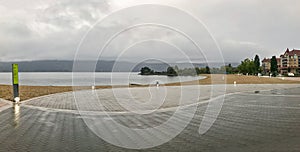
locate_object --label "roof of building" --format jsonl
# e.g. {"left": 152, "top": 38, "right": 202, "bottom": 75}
{"left": 262, "top": 57, "right": 281, "bottom": 63}
{"left": 263, "top": 48, "right": 300, "bottom": 63}
{"left": 262, "top": 58, "right": 271, "bottom": 62}
{"left": 284, "top": 48, "right": 300, "bottom": 56}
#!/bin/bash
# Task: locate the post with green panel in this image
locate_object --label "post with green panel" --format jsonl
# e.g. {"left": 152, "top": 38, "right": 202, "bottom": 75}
{"left": 12, "top": 64, "right": 19, "bottom": 102}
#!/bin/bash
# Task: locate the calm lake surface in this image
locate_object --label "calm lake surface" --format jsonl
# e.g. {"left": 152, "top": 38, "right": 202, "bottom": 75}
{"left": 0, "top": 72, "right": 204, "bottom": 86}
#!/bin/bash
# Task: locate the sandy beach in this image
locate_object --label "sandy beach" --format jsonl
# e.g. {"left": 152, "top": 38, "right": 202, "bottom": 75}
{"left": 1, "top": 74, "right": 300, "bottom": 101}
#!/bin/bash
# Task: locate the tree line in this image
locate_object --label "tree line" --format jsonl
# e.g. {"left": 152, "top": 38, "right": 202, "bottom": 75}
{"left": 237, "top": 55, "right": 261, "bottom": 75}
{"left": 140, "top": 54, "right": 279, "bottom": 76}
{"left": 140, "top": 66, "right": 212, "bottom": 76}
{"left": 237, "top": 54, "right": 278, "bottom": 76}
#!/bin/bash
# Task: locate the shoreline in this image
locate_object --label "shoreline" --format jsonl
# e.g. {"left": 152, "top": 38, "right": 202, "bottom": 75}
{"left": 1, "top": 74, "right": 300, "bottom": 101}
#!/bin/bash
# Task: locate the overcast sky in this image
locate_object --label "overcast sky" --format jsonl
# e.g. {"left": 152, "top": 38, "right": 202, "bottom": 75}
{"left": 0, "top": 0, "right": 299, "bottom": 63}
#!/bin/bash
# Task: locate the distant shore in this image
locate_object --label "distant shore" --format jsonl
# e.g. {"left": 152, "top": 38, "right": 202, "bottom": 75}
{"left": 1, "top": 74, "right": 300, "bottom": 101}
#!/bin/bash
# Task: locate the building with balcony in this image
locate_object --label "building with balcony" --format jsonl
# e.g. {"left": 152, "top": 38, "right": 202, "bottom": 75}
{"left": 262, "top": 58, "right": 271, "bottom": 74}
{"left": 280, "top": 48, "right": 300, "bottom": 74}
{"left": 263, "top": 48, "right": 300, "bottom": 75}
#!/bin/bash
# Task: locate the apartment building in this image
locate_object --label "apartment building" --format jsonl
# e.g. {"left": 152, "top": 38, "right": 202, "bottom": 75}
{"left": 262, "top": 57, "right": 281, "bottom": 74}
{"left": 262, "top": 58, "right": 271, "bottom": 74}
{"left": 280, "top": 48, "right": 300, "bottom": 74}
{"left": 263, "top": 48, "right": 300, "bottom": 75}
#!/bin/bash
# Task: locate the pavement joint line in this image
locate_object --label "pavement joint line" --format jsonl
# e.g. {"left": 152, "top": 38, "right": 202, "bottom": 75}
{"left": 21, "top": 104, "right": 81, "bottom": 114}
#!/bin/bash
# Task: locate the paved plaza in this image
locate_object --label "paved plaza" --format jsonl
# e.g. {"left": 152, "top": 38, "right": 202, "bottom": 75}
{"left": 0, "top": 84, "right": 300, "bottom": 151}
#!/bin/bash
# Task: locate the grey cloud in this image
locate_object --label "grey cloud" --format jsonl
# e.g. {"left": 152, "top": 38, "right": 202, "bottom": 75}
{"left": 0, "top": 0, "right": 112, "bottom": 61}
{"left": 0, "top": 22, "right": 32, "bottom": 38}
{"left": 0, "top": 0, "right": 299, "bottom": 63}
{"left": 193, "top": 0, "right": 300, "bottom": 60}
{"left": 36, "top": 0, "right": 111, "bottom": 30}
{"left": 220, "top": 40, "right": 264, "bottom": 62}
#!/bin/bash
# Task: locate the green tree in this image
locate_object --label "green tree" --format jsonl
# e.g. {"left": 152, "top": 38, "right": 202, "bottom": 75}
{"left": 205, "top": 66, "right": 210, "bottom": 74}
{"left": 140, "top": 67, "right": 152, "bottom": 75}
{"left": 237, "top": 58, "right": 256, "bottom": 75}
{"left": 195, "top": 67, "right": 201, "bottom": 75}
{"left": 166, "top": 66, "right": 178, "bottom": 76}
{"left": 254, "top": 54, "right": 260, "bottom": 74}
{"left": 198, "top": 67, "right": 206, "bottom": 74}
{"left": 226, "top": 63, "right": 233, "bottom": 74}
{"left": 270, "top": 56, "right": 278, "bottom": 76}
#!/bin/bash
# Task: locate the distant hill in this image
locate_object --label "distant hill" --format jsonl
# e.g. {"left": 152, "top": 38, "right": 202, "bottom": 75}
{"left": 0, "top": 60, "right": 238, "bottom": 72}
{"left": 0, "top": 60, "right": 73, "bottom": 72}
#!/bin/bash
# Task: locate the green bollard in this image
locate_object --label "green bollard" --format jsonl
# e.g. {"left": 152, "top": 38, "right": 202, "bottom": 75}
{"left": 12, "top": 64, "right": 19, "bottom": 102}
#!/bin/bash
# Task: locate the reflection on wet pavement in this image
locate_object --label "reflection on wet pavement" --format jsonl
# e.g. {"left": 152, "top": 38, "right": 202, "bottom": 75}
{"left": 13, "top": 103, "right": 20, "bottom": 128}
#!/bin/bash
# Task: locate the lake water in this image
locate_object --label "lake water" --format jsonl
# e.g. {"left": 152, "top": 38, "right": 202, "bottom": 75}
{"left": 0, "top": 72, "right": 204, "bottom": 86}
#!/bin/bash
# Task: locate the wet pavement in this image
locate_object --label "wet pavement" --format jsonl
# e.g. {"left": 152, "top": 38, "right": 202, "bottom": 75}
{"left": 0, "top": 99, "right": 10, "bottom": 111}
{"left": 0, "top": 85, "right": 300, "bottom": 151}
